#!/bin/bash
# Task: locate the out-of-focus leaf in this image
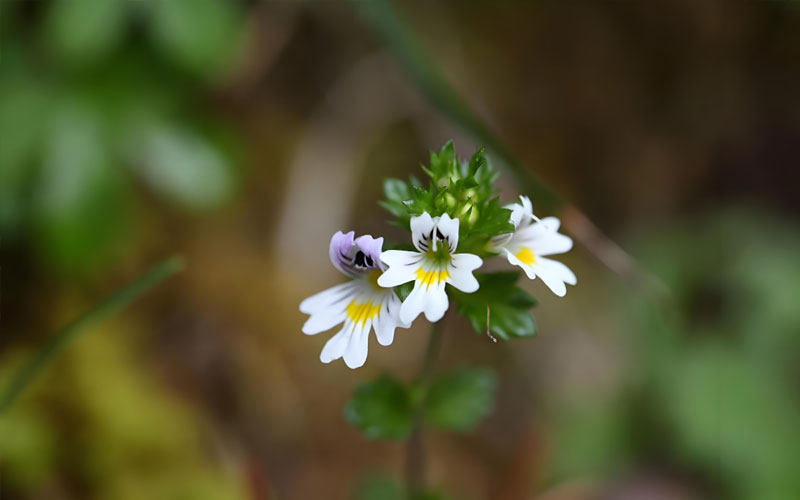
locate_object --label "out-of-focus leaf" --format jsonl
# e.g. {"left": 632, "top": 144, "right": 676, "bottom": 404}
{"left": 356, "top": 474, "right": 453, "bottom": 500}
{"left": 131, "top": 125, "right": 234, "bottom": 210}
{"left": 424, "top": 367, "right": 496, "bottom": 432}
{"left": 33, "top": 103, "right": 128, "bottom": 273}
{"left": 356, "top": 474, "right": 405, "bottom": 500}
{"left": 664, "top": 342, "right": 800, "bottom": 499}
{"left": 451, "top": 272, "right": 537, "bottom": 340}
{"left": 546, "top": 400, "right": 630, "bottom": 481}
{"left": 42, "top": 0, "right": 127, "bottom": 66}
{"left": 0, "top": 77, "right": 51, "bottom": 233}
{"left": 148, "top": 0, "right": 242, "bottom": 77}
{"left": 344, "top": 374, "right": 413, "bottom": 440}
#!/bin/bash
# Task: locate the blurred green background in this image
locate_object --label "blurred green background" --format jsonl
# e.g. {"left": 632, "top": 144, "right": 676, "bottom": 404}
{"left": 1, "top": 1, "right": 798, "bottom": 499}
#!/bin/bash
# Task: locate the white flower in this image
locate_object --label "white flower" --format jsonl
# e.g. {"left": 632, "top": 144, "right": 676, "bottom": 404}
{"left": 300, "top": 231, "right": 407, "bottom": 369}
{"left": 378, "top": 212, "right": 483, "bottom": 323}
{"left": 492, "top": 196, "right": 576, "bottom": 297}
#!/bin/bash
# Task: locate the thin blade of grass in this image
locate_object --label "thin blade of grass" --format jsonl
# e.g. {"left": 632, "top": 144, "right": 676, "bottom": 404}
{"left": 349, "top": 0, "right": 559, "bottom": 211}
{"left": 0, "top": 255, "right": 185, "bottom": 413}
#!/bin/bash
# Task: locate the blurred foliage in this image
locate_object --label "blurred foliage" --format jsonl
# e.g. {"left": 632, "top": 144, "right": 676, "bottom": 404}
{"left": 345, "top": 367, "right": 497, "bottom": 440}
{"left": 0, "top": 0, "right": 244, "bottom": 276}
{"left": 545, "top": 208, "right": 800, "bottom": 500}
{"left": 424, "top": 367, "right": 497, "bottom": 432}
{"left": 356, "top": 473, "right": 453, "bottom": 500}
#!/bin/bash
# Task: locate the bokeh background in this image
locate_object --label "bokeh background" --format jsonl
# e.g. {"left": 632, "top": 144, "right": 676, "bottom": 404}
{"left": 1, "top": 1, "right": 799, "bottom": 499}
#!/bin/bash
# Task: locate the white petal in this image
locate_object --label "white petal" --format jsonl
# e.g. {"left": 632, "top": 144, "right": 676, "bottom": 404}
{"left": 422, "top": 283, "right": 449, "bottom": 322}
{"left": 374, "top": 294, "right": 402, "bottom": 345}
{"left": 507, "top": 202, "right": 524, "bottom": 229}
{"left": 518, "top": 230, "right": 573, "bottom": 256}
{"left": 300, "top": 281, "right": 357, "bottom": 334}
{"left": 302, "top": 308, "right": 346, "bottom": 336}
{"left": 520, "top": 195, "right": 534, "bottom": 217}
{"left": 447, "top": 253, "right": 482, "bottom": 293}
{"left": 436, "top": 213, "right": 460, "bottom": 252}
{"left": 532, "top": 257, "right": 577, "bottom": 297}
{"left": 378, "top": 250, "right": 421, "bottom": 287}
{"left": 504, "top": 248, "right": 538, "bottom": 280}
{"left": 380, "top": 249, "right": 423, "bottom": 268}
{"left": 299, "top": 281, "right": 356, "bottom": 314}
{"left": 319, "top": 323, "right": 352, "bottom": 363}
{"left": 399, "top": 283, "right": 426, "bottom": 324}
{"left": 343, "top": 319, "right": 370, "bottom": 368}
{"left": 410, "top": 212, "right": 435, "bottom": 252}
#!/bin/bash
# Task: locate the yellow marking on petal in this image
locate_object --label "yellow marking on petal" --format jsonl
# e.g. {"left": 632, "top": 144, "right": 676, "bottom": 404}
{"left": 414, "top": 267, "right": 450, "bottom": 291}
{"left": 514, "top": 247, "right": 536, "bottom": 265}
{"left": 345, "top": 300, "right": 382, "bottom": 327}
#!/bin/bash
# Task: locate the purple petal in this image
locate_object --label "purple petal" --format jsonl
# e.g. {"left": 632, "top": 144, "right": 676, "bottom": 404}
{"left": 329, "top": 231, "right": 356, "bottom": 276}
{"left": 355, "top": 235, "right": 384, "bottom": 269}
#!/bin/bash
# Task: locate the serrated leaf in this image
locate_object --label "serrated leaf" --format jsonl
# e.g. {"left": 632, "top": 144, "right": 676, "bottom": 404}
{"left": 451, "top": 272, "right": 537, "bottom": 340}
{"left": 345, "top": 375, "right": 413, "bottom": 440}
{"left": 425, "top": 368, "right": 497, "bottom": 432}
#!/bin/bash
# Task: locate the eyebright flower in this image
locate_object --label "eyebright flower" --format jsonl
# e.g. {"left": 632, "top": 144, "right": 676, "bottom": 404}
{"left": 491, "top": 196, "right": 576, "bottom": 297}
{"left": 378, "top": 212, "right": 483, "bottom": 323}
{"left": 299, "top": 231, "right": 406, "bottom": 369}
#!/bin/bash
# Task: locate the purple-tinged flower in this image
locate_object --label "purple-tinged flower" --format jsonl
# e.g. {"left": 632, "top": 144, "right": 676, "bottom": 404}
{"left": 378, "top": 212, "right": 483, "bottom": 324}
{"left": 300, "top": 231, "right": 407, "bottom": 369}
{"left": 491, "top": 196, "right": 576, "bottom": 297}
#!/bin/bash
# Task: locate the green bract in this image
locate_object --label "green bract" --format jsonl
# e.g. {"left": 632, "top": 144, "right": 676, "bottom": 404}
{"left": 381, "top": 141, "right": 514, "bottom": 257}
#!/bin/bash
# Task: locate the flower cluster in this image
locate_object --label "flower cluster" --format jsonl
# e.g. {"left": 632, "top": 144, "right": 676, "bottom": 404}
{"left": 300, "top": 142, "right": 576, "bottom": 368}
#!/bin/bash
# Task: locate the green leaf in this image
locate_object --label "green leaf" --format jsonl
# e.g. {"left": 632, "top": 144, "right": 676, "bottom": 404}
{"left": 33, "top": 103, "right": 129, "bottom": 274}
{"left": 0, "top": 76, "right": 51, "bottom": 234}
{"left": 424, "top": 367, "right": 497, "bottom": 432}
{"left": 356, "top": 475, "right": 405, "bottom": 500}
{"left": 148, "top": 0, "right": 242, "bottom": 77}
{"left": 450, "top": 272, "right": 537, "bottom": 340}
{"left": 42, "top": 0, "right": 127, "bottom": 66}
{"left": 131, "top": 124, "right": 235, "bottom": 210}
{"left": 344, "top": 375, "right": 414, "bottom": 440}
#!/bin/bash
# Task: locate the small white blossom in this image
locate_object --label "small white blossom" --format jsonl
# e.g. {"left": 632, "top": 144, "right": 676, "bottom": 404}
{"left": 492, "top": 196, "right": 576, "bottom": 297}
{"left": 378, "top": 212, "right": 482, "bottom": 323}
{"left": 300, "top": 231, "right": 407, "bottom": 369}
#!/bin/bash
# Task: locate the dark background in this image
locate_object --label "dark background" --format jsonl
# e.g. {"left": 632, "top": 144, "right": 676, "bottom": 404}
{"left": 1, "top": 1, "right": 798, "bottom": 499}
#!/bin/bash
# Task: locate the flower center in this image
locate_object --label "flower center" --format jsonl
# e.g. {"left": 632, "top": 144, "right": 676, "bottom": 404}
{"left": 414, "top": 267, "right": 449, "bottom": 290}
{"left": 514, "top": 247, "right": 536, "bottom": 265}
{"left": 345, "top": 300, "right": 381, "bottom": 327}
{"left": 366, "top": 269, "right": 383, "bottom": 291}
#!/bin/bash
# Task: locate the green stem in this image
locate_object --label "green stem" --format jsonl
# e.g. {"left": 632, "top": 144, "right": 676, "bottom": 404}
{"left": 405, "top": 319, "right": 445, "bottom": 497}
{"left": 0, "top": 256, "right": 185, "bottom": 413}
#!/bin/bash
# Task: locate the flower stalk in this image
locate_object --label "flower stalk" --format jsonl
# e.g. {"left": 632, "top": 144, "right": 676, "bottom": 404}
{"left": 406, "top": 318, "right": 445, "bottom": 496}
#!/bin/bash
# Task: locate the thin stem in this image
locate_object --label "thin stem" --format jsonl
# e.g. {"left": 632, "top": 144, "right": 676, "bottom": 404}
{"left": 0, "top": 256, "right": 185, "bottom": 413}
{"left": 405, "top": 318, "right": 445, "bottom": 497}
